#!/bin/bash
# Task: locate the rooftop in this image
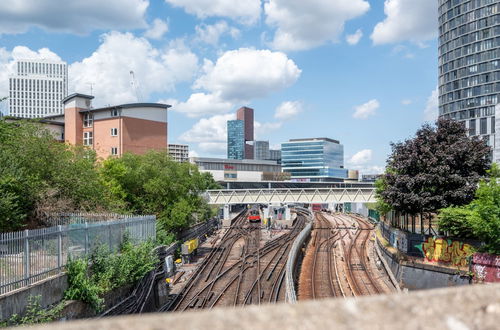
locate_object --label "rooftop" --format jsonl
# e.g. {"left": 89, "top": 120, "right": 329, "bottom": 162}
{"left": 288, "top": 137, "right": 340, "bottom": 144}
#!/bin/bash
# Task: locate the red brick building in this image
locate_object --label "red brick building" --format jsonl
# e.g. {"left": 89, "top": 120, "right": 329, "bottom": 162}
{"left": 45, "top": 93, "right": 170, "bottom": 159}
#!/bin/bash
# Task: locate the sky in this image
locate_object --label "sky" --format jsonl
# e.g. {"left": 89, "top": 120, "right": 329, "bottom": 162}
{"left": 0, "top": 0, "right": 440, "bottom": 175}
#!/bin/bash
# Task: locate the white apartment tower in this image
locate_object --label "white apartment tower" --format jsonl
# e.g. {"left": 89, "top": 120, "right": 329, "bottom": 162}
{"left": 9, "top": 59, "right": 68, "bottom": 118}
{"left": 168, "top": 144, "right": 189, "bottom": 162}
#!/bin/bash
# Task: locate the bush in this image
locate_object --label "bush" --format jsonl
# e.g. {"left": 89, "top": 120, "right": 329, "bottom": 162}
{"left": 64, "top": 239, "right": 158, "bottom": 312}
{"left": 0, "top": 295, "right": 65, "bottom": 327}
{"left": 438, "top": 206, "right": 475, "bottom": 239}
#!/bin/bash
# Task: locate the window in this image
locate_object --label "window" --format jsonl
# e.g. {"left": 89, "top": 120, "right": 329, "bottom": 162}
{"left": 492, "top": 116, "right": 495, "bottom": 133}
{"left": 469, "top": 119, "right": 476, "bottom": 135}
{"left": 111, "top": 109, "right": 119, "bottom": 117}
{"left": 83, "top": 132, "right": 93, "bottom": 146}
{"left": 83, "top": 113, "right": 93, "bottom": 127}
{"left": 111, "top": 128, "right": 118, "bottom": 136}
{"left": 111, "top": 147, "right": 118, "bottom": 156}
{"left": 480, "top": 117, "right": 487, "bottom": 134}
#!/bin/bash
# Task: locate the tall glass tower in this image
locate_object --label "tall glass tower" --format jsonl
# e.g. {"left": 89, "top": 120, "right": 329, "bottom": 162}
{"left": 227, "top": 120, "right": 245, "bottom": 159}
{"left": 438, "top": 0, "right": 500, "bottom": 161}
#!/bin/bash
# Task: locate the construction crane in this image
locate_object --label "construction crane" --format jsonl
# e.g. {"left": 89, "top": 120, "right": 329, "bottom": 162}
{"left": 130, "top": 70, "right": 143, "bottom": 101}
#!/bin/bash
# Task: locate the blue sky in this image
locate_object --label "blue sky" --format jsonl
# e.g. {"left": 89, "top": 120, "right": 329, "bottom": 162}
{"left": 0, "top": 0, "right": 439, "bottom": 174}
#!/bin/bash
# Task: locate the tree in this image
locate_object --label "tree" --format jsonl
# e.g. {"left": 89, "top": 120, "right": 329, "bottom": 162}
{"left": 468, "top": 163, "right": 500, "bottom": 254}
{"left": 0, "top": 120, "right": 110, "bottom": 231}
{"left": 100, "top": 151, "right": 218, "bottom": 235}
{"left": 378, "top": 118, "right": 490, "bottom": 217}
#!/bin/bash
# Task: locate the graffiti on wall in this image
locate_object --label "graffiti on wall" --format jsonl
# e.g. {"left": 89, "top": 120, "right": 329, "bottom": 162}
{"left": 472, "top": 253, "right": 500, "bottom": 283}
{"left": 389, "top": 229, "right": 408, "bottom": 253}
{"left": 415, "top": 237, "right": 474, "bottom": 267}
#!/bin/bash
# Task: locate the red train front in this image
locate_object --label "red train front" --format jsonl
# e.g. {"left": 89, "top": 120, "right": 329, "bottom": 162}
{"left": 247, "top": 206, "right": 261, "bottom": 222}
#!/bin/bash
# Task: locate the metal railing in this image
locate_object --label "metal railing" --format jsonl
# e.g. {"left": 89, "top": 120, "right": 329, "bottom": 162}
{"left": 0, "top": 215, "right": 156, "bottom": 296}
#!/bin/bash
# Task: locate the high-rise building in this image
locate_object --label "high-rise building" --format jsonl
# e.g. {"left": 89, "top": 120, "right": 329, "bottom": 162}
{"left": 168, "top": 144, "right": 189, "bottom": 162}
{"left": 254, "top": 140, "right": 270, "bottom": 160}
{"left": 269, "top": 149, "right": 282, "bottom": 163}
{"left": 281, "top": 138, "right": 347, "bottom": 182}
{"left": 495, "top": 104, "right": 500, "bottom": 163}
{"left": 9, "top": 59, "right": 68, "bottom": 118}
{"left": 236, "top": 106, "right": 254, "bottom": 159}
{"left": 227, "top": 119, "right": 245, "bottom": 159}
{"left": 438, "top": 0, "right": 500, "bottom": 161}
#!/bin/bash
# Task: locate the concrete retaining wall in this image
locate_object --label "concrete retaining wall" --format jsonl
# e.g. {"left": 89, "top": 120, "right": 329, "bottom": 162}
{"left": 0, "top": 274, "right": 68, "bottom": 321}
{"left": 376, "top": 237, "right": 470, "bottom": 290}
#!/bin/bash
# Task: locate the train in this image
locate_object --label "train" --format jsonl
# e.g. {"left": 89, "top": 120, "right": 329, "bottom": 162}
{"left": 247, "top": 205, "right": 262, "bottom": 222}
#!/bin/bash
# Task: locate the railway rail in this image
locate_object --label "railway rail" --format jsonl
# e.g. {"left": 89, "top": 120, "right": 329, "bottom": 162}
{"left": 299, "top": 212, "right": 394, "bottom": 300}
{"left": 165, "top": 210, "right": 306, "bottom": 312}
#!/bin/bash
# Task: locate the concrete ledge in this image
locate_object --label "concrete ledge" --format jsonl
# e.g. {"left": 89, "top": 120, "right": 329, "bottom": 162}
{"left": 19, "top": 284, "right": 500, "bottom": 330}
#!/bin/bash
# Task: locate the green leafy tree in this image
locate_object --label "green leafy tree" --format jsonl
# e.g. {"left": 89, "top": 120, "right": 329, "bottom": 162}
{"left": 378, "top": 118, "right": 490, "bottom": 216}
{"left": 468, "top": 163, "right": 500, "bottom": 254}
{"left": 100, "top": 151, "right": 218, "bottom": 234}
{"left": 438, "top": 206, "right": 475, "bottom": 238}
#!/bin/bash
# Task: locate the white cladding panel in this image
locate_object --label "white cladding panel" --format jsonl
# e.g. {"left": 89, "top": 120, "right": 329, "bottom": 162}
{"left": 121, "top": 107, "right": 167, "bottom": 123}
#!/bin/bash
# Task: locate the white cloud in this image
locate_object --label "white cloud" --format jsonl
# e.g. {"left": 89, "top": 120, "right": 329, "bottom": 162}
{"left": 194, "top": 48, "right": 301, "bottom": 102}
{"left": 179, "top": 113, "right": 235, "bottom": 143}
{"left": 255, "top": 121, "right": 283, "bottom": 139}
{"left": 274, "top": 101, "right": 302, "bottom": 120}
{"left": 353, "top": 99, "right": 379, "bottom": 119}
{"left": 264, "top": 0, "right": 370, "bottom": 51}
{"left": 195, "top": 21, "right": 240, "bottom": 46}
{"left": 423, "top": 87, "right": 439, "bottom": 121}
{"left": 164, "top": 0, "right": 261, "bottom": 25}
{"left": 346, "top": 149, "right": 384, "bottom": 175}
{"left": 144, "top": 18, "right": 168, "bottom": 40}
{"left": 349, "top": 149, "right": 372, "bottom": 165}
{"left": 371, "top": 0, "right": 438, "bottom": 45}
{"left": 188, "top": 150, "right": 199, "bottom": 158}
{"left": 401, "top": 99, "right": 412, "bottom": 105}
{"left": 0, "top": 0, "right": 148, "bottom": 35}
{"left": 346, "top": 29, "right": 363, "bottom": 45}
{"left": 167, "top": 92, "right": 234, "bottom": 118}
{"left": 69, "top": 32, "right": 198, "bottom": 106}
{"left": 0, "top": 46, "right": 62, "bottom": 100}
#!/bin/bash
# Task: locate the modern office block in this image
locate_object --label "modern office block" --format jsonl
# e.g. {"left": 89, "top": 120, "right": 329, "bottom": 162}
{"left": 236, "top": 106, "right": 254, "bottom": 159}
{"left": 254, "top": 140, "right": 270, "bottom": 160}
{"left": 9, "top": 59, "right": 68, "bottom": 118}
{"left": 281, "top": 137, "right": 347, "bottom": 182}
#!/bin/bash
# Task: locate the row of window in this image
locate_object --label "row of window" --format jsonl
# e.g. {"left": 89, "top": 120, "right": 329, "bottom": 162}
{"left": 9, "top": 78, "right": 66, "bottom": 93}
{"left": 440, "top": 72, "right": 499, "bottom": 94}
{"left": 440, "top": 59, "right": 500, "bottom": 84}
{"left": 440, "top": 94, "right": 498, "bottom": 113}
{"left": 197, "top": 161, "right": 280, "bottom": 172}
{"left": 439, "top": 39, "right": 500, "bottom": 71}
{"left": 441, "top": 2, "right": 499, "bottom": 23}
{"left": 10, "top": 99, "right": 63, "bottom": 108}
{"left": 82, "top": 132, "right": 118, "bottom": 156}
{"left": 16, "top": 61, "right": 66, "bottom": 77}
{"left": 439, "top": 0, "right": 498, "bottom": 11}
{"left": 440, "top": 25, "right": 500, "bottom": 53}
{"left": 439, "top": 6, "right": 500, "bottom": 33}
{"left": 440, "top": 83, "right": 500, "bottom": 102}
{"left": 439, "top": 106, "right": 496, "bottom": 119}
{"left": 10, "top": 91, "right": 64, "bottom": 100}
{"left": 440, "top": 36, "right": 500, "bottom": 59}
{"left": 82, "top": 111, "right": 120, "bottom": 128}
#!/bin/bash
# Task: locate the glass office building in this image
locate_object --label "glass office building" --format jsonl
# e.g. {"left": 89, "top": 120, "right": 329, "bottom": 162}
{"left": 254, "top": 140, "right": 270, "bottom": 160}
{"left": 438, "top": 0, "right": 500, "bottom": 161}
{"left": 281, "top": 138, "right": 347, "bottom": 182}
{"left": 227, "top": 120, "right": 245, "bottom": 159}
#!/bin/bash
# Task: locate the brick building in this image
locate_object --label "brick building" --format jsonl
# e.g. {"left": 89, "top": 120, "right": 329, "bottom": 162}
{"left": 44, "top": 93, "right": 170, "bottom": 159}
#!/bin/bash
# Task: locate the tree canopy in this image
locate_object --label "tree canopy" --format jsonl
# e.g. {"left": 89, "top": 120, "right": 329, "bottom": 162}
{"left": 0, "top": 119, "right": 219, "bottom": 234}
{"left": 378, "top": 118, "right": 490, "bottom": 215}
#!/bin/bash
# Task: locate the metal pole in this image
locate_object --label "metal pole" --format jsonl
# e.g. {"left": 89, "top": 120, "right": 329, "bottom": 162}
{"left": 24, "top": 230, "right": 30, "bottom": 286}
{"left": 85, "top": 222, "right": 89, "bottom": 255}
{"left": 57, "top": 225, "right": 62, "bottom": 269}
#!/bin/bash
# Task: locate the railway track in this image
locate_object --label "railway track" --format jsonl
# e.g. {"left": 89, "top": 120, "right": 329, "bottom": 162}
{"left": 299, "top": 212, "right": 391, "bottom": 300}
{"left": 166, "top": 210, "right": 306, "bottom": 312}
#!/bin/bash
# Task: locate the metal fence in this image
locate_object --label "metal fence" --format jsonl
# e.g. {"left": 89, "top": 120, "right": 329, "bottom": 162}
{"left": 0, "top": 215, "right": 156, "bottom": 296}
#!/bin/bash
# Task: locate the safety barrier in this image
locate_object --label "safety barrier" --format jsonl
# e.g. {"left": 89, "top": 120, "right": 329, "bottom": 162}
{"left": 285, "top": 208, "right": 313, "bottom": 303}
